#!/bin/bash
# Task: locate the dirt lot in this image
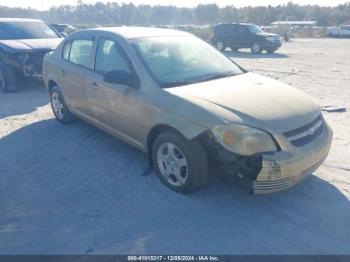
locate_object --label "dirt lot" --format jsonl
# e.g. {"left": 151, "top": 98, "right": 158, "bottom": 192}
{"left": 0, "top": 38, "right": 349, "bottom": 255}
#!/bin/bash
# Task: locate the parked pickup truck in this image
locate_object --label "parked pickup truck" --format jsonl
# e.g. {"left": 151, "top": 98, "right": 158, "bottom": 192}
{"left": 0, "top": 18, "right": 63, "bottom": 92}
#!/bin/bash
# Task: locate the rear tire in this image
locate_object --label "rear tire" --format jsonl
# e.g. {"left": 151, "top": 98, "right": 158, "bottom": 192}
{"left": 50, "top": 85, "right": 76, "bottom": 124}
{"left": 215, "top": 40, "right": 225, "bottom": 52}
{"left": 152, "top": 131, "right": 208, "bottom": 193}
{"left": 251, "top": 42, "right": 262, "bottom": 54}
{"left": 0, "top": 63, "right": 17, "bottom": 93}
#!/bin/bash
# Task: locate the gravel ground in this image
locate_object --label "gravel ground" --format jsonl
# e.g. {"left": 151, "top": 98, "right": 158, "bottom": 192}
{"left": 0, "top": 38, "right": 349, "bottom": 255}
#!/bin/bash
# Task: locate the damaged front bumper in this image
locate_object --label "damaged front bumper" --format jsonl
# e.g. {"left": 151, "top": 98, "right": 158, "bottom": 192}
{"left": 253, "top": 123, "right": 333, "bottom": 194}
{"left": 22, "top": 52, "right": 47, "bottom": 80}
{"left": 205, "top": 118, "right": 333, "bottom": 194}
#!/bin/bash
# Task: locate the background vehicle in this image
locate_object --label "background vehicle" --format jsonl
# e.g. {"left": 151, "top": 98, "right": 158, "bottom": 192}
{"left": 43, "top": 27, "right": 332, "bottom": 194}
{"left": 327, "top": 25, "right": 350, "bottom": 37}
{"left": 50, "top": 23, "right": 77, "bottom": 36}
{"left": 212, "top": 23, "right": 282, "bottom": 54}
{"left": 0, "top": 18, "right": 63, "bottom": 92}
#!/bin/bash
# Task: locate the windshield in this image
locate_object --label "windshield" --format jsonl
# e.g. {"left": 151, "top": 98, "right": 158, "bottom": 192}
{"left": 0, "top": 21, "right": 60, "bottom": 40}
{"left": 132, "top": 36, "right": 244, "bottom": 88}
{"left": 247, "top": 25, "right": 264, "bottom": 34}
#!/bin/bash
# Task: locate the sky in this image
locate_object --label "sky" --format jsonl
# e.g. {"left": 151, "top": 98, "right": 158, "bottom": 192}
{"left": 0, "top": 0, "right": 348, "bottom": 10}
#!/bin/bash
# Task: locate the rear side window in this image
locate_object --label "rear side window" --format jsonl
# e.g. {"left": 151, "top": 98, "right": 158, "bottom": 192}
{"left": 68, "top": 39, "right": 94, "bottom": 69}
{"left": 95, "top": 39, "right": 130, "bottom": 74}
{"left": 238, "top": 26, "right": 249, "bottom": 35}
{"left": 62, "top": 41, "right": 71, "bottom": 61}
{"left": 215, "top": 24, "right": 237, "bottom": 36}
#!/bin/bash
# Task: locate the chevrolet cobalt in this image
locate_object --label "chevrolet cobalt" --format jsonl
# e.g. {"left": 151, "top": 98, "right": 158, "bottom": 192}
{"left": 43, "top": 27, "right": 332, "bottom": 194}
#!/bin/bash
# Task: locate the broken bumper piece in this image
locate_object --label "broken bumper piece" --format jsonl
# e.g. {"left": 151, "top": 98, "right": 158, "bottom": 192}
{"left": 253, "top": 123, "right": 333, "bottom": 194}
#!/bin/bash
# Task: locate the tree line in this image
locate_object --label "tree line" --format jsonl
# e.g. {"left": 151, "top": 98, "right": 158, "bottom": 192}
{"left": 0, "top": 1, "right": 350, "bottom": 26}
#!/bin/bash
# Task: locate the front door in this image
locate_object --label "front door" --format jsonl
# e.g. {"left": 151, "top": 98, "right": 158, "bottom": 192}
{"left": 86, "top": 38, "right": 142, "bottom": 147}
{"left": 237, "top": 25, "right": 252, "bottom": 48}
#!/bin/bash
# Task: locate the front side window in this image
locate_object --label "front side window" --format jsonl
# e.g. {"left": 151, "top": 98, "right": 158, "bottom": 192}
{"left": 132, "top": 35, "right": 244, "bottom": 88}
{"left": 0, "top": 21, "right": 59, "bottom": 40}
{"left": 95, "top": 39, "right": 130, "bottom": 74}
{"left": 69, "top": 39, "right": 94, "bottom": 69}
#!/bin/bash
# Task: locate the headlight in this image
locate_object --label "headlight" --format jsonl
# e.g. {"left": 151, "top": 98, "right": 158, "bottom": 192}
{"left": 265, "top": 37, "right": 275, "bottom": 42}
{"left": 212, "top": 125, "right": 277, "bottom": 156}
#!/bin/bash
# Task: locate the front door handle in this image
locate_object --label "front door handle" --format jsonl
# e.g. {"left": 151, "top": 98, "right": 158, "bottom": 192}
{"left": 61, "top": 69, "right": 66, "bottom": 76}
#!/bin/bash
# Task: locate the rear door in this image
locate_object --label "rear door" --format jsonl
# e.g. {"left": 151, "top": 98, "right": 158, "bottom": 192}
{"left": 86, "top": 37, "right": 142, "bottom": 146}
{"left": 59, "top": 38, "right": 95, "bottom": 117}
{"left": 226, "top": 24, "right": 239, "bottom": 48}
{"left": 218, "top": 24, "right": 238, "bottom": 48}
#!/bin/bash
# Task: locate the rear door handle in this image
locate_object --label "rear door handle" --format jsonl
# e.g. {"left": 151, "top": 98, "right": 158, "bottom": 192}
{"left": 61, "top": 69, "right": 66, "bottom": 76}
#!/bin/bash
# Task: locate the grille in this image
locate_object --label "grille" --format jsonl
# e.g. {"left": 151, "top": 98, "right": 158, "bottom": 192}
{"left": 283, "top": 115, "right": 324, "bottom": 147}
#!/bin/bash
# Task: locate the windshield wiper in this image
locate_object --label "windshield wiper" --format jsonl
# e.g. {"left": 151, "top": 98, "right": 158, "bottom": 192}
{"left": 162, "top": 79, "right": 196, "bottom": 88}
{"left": 162, "top": 72, "right": 236, "bottom": 88}
{"left": 195, "top": 72, "right": 236, "bottom": 83}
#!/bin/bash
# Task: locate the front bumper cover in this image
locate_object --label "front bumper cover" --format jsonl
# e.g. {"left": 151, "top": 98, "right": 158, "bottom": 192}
{"left": 253, "top": 123, "right": 333, "bottom": 194}
{"left": 204, "top": 120, "right": 333, "bottom": 194}
{"left": 262, "top": 39, "right": 282, "bottom": 50}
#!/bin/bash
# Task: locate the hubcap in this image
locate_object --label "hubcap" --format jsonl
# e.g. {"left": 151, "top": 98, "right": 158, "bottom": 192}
{"left": 216, "top": 41, "right": 223, "bottom": 51}
{"left": 51, "top": 91, "right": 64, "bottom": 119}
{"left": 252, "top": 43, "right": 260, "bottom": 53}
{"left": 157, "top": 142, "right": 188, "bottom": 187}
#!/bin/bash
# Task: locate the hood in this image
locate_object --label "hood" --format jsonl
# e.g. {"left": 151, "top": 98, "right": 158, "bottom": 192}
{"left": 166, "top": 73, "right": 320, "bottom": 134}
{"left": 0, "top": 38, "right": 62, "bottom": 53}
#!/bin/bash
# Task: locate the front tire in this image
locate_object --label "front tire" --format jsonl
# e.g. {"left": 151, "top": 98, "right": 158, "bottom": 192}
{"left": 0, "top": 63, "right": 17, "bottom": 93}
{"left": 251, "top": 42, "right": 262, "bottom": 54}
{"left": 50, "top": 85, "right": 76, "bottom": 124}
{"left": 152, "top": 131, "right": 208, "bottom": 193}
{"left": 266, "top": 48, "right": 276, "bottom": 54}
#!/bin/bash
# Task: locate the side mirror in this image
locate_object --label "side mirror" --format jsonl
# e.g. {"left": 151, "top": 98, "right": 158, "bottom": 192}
{"left": 103, "top": 70, "right": 139, "bottom": 87}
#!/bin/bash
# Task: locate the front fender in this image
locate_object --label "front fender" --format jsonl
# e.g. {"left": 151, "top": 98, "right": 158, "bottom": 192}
{"left": 141, "top": 104, "right": 209, "bottom": 150}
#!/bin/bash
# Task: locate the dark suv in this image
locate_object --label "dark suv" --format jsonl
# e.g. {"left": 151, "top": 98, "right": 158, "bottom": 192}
{"left": 212, "top": 23, "right": 282, "bottom": 54}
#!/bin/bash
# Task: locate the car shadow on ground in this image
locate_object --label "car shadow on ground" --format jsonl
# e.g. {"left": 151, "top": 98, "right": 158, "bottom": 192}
{"left": 0, "top": 119, "right": 349, "bottom": 254}
{"left": 225, "top": 50, "right": 289, "bottom": 59}
{"left": 0, "top": 81, "right": 48, "bottom": 119}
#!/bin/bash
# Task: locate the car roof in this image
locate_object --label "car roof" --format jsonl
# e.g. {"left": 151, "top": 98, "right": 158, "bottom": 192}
{"left": 83, "top": 26, "right": 191, "bottom": 39}
{"left": 0, "top": 18, "right": 44, "bottom": 23}
{"left": 216, "top": 23, "right": 254, "bottom": 27}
